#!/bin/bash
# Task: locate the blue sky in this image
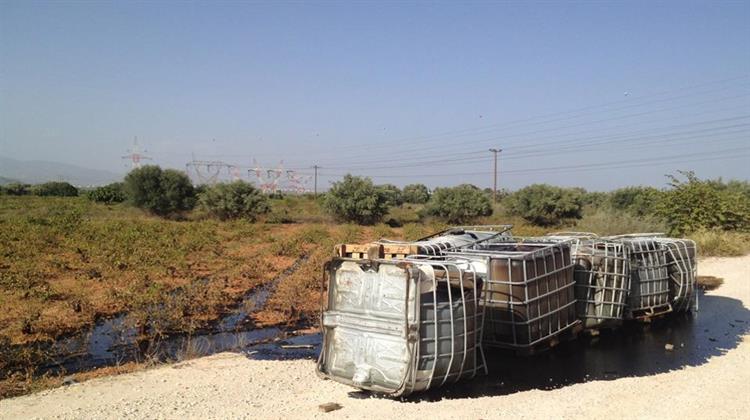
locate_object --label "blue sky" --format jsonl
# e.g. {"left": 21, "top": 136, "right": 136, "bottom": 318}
{"left": 1, "top": 1, "right": 748, "bottom": 190}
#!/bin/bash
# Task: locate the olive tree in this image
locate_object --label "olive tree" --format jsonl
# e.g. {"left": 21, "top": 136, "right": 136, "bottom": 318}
{"left": 402, "top": 183, "right": 430, "bottom": 204}
{"left": 323, "top": 175, "right": 389, "bottom": 224}
{"left": 198, "top": 181, "right": 270, "bottom": 221}
{"left": 505, "top": 184, "right": 583, "bottom": 226}
{"left": 123, "top": 165, "right": 195, "bottom": 216}
{"left": 424, "top": 184, "right": 492, "bottom": 224}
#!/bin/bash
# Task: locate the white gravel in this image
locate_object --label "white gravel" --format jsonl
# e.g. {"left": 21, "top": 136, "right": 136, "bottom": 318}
{"left": 2, "top": 255, "right": 748, "bottom": 420}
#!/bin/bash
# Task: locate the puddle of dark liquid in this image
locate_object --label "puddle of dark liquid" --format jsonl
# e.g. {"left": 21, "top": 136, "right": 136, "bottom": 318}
{"left": 21, "top": 256, "right": 311, "bottom": 377}
{"left": 220, "top": 256, "right": 308, "bottom": 332}
{"left": 408, "top": 288, "right": 750, "bottom": 401}
{"left": 11, "top": 282, "right": 748, "bottom": 403}
{"left": 244, "top": 332, "right": 321, "bottom": 361}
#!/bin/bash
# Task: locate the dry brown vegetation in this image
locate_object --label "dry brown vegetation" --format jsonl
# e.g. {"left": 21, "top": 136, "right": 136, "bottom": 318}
{"left": 1, "top": 193, "right": 748, "bottom": 398}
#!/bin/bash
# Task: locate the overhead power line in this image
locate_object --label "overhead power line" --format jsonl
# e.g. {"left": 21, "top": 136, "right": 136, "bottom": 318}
{"left": 315, "top": 146, "right": 750, "bottom": 179}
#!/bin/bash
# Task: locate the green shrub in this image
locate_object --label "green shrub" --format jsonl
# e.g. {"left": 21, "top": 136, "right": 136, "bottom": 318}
{"left": 30, "top": 182, "right": 78, "bottom": 197}
{"left": 376, "top": 184, "right": 403, "bottom": 207}
{"left": 123, "top": 165, "right": 196, "bottom": 216}
{"left": 266, "top": 208, "right": 295, "bottom": 224}
{"left": 424, "top": 184, "right": 492, "bottom": 224}
{"left": 609, "top": 186, "right": 661, "bottom": 216}
{"left": 2, "top": 183, "right": 30, "bottom": 196}
{"left": 402, "top": 183, "right": 430, "bottom": 204}
{"left": 198, "top": 181, "right": 270, "bottom": 221}
{"left": 657, "top": 171, "right": 750, "bottom": 235}
{"left": 580, "top": 190, "right": 609, "bottom": 208}
{"left": 86, "top": 182, "right": 126, "bottom": 204}
{"left": 323, "top": 175, "right": 389, "bottom": 225}
{"left": 505, "top": 184, "right": 583, "bottom": 226}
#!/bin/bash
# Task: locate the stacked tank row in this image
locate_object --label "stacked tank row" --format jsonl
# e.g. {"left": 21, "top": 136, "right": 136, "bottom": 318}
{"left": 316, "top": 226, "right": 697, "bottom": 396}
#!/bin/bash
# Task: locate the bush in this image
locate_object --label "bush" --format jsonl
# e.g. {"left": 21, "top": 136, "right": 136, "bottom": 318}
{"left": 657, "top": 171, "right": 750, "bottom": 235}
{"left": 402, "top": 183, "right": 431, "bottom": 204}
{"left": 323, "top": 175, "right": 389, "bottom": 225}
{"left": 198, "top": 181, "right": 270, "bottom": 221}
{"left": 609, "top": 186, "right": 661, "bottom": 216}
{"left": 580, "top": 190, "right": 609, "bottom": 208}
{"left": 1, "top": 183, "right": 30, "bottom": 196}
{"left": 29, "top": 182, "right": 78, "bottom": 197}
{"left": 376, "top": 184, "right": 403, "bottom": 207}
{"left": 123, "top": 165, "right": 196, "bottom": 216}
{"left": 424, "top": 184, "right": 492, "bottom": 224}
{"left": 86, "top": 182, "right": 126, "bottom": 204}
{"left": 505, "top": 184, "right": 583, "bottom": 226}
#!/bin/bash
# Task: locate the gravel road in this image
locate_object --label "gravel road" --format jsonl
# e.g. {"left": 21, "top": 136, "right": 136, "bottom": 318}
{"left": 2, "top": 255, "right": 748, "bottom": 420}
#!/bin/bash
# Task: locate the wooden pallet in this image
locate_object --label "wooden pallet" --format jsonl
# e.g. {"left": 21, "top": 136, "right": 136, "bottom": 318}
{"left": 513, "top": 321, "right": 583, "bottom": 357}
{"left": 630, "top": 303, "right": 673, "bottom": 322}
{"left": 334, "top": 243, "right": 420, "bottom": 260}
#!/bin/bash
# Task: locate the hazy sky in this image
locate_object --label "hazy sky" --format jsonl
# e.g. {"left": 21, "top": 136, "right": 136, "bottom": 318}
{"left": 1, "top": 1, "right": 749, "bottom": 190}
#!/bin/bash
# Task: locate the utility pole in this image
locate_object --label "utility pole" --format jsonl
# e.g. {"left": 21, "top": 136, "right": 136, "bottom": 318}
{"left": 312, "top": 165, "right": 320, "bottom": 197}
{"left": 489, "top": 148, "right": 502, "bottom": 202}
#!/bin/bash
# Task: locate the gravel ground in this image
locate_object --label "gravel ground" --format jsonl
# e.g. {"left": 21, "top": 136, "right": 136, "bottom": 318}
{"left": 2, "top": 255, "right": 748, "bottom": 420}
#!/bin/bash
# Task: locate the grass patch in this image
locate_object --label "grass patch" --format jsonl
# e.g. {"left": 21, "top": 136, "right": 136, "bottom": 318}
{"left": 570, "top": 208, "right": 668, "bottom": 236}
{"left": 688, "top": 229, "right": 750, "bottom": 257}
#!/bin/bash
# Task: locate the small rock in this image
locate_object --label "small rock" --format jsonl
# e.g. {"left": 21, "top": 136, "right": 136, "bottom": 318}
{"left": 664, "top": 343, "right": 674, "bottom": 351}
{"left": 318, "top": 402, "right": 342, "bottom": 413}
{"left": 62, "top": 375, "right": 76, "bottom": 386}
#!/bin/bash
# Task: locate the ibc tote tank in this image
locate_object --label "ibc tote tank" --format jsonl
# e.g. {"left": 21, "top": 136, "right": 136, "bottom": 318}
{"left": 317, "top": 256, "right": 487, "bottom": 396}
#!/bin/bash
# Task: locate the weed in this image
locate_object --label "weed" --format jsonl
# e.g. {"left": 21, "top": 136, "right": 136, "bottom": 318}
{"left": 689, "top": 229, "right": 750, "bottom": 257}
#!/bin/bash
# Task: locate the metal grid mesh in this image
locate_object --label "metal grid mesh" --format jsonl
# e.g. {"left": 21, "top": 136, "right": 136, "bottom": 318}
{"left": 447, "top": 241, "right": 578, "bottom": 349}
{"left": 376, "top": 225, "right": 514, "bottom": 256}
{"left": 653, "top": 238, "right": 698, "bottom": 313}
{"left": 609, "top": 236, "right": 672, "bottom": 319}
{"left": 570, "top": 240, "right": 630, "bottom": 328}
{"left": 473, "top": 234, "right": 629, "bottom": 330}
{"left": 317, "top": 257, "right": 487, "bottom": 397}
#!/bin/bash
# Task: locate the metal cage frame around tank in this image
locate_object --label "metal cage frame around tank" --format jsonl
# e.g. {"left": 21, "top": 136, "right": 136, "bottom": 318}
{"left": 374, "top": 225, "right": 514, "bottom": 256}
{"left": 536, "top": 233, "right": 630, "bottom": 329}
{"left": 445, "top": 241, "right": 579, "bottom": 349}
{"left": 606, "top": 234, "right": 672, "bottom": 319}
{"left": 316, "top": 255, "right": 487, "bottom": 397}
{"left": 636, "top": 235, "right": 698, "bottom": 313}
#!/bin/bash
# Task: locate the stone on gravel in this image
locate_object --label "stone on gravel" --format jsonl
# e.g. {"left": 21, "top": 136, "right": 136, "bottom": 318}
{"left": 318, "top": 402, "right": 342, "bottom": 413}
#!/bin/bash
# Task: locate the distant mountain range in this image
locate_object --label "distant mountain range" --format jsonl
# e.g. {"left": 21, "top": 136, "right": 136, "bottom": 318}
{"left": 0, "top": 156, "right": 123, "bottom": 186}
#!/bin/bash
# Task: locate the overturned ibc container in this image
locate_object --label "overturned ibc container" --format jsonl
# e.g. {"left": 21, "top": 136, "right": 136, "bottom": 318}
{"left": 317, "top": 256, "right": 486, "bottom": 397}
{"left": 447, "top": 241, "right": 580, "bottom": 354}
{"left": 543, "top": 233, "right": 630, "bottom": 330}
{"left": 334, "top": 225, "right": 512, "bottom": 259}
{"left": 608, "top": 235, "right": 671, "bottom": 320}
{"left": 651, "top": 237, "right": 698, "bottom": 313}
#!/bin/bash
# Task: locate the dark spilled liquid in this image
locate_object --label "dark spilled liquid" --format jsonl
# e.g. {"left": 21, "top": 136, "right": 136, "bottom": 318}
{"left": 14, "top": 286, "right": 749, "bottom": 402}
{"left": 414, "top": 288, "right": 750, "bottom": 400}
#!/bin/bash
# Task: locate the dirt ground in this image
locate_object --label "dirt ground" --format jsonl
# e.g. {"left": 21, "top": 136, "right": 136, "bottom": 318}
{"left": 1, "top": 255, "right": 748, "bottom": 420}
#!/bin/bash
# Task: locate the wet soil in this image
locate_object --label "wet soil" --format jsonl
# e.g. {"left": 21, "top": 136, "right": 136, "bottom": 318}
{"left": 7, "top": 279, "right": 746, "bottom": 402}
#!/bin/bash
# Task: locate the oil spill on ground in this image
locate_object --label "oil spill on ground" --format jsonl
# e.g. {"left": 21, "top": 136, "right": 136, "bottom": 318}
{"left": 414, "top": 289, "right": 750, "bottom": 400}
{"left": 22, "top": 256, "right": 312, "bottom": 377}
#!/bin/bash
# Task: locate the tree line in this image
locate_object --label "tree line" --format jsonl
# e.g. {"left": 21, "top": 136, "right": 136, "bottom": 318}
{"left": 2, "top": 166, "right": 748, "bottom": 236}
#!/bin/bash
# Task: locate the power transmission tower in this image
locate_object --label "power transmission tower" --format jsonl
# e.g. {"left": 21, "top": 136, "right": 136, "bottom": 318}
{"left": 122, "top": 137, "right": 151, "bottom": 169}
{"left": 186, "top": 159, "right": 232, "bottom": 185}
{"left": 312, "top": 165, "right": 320, "bottom": 197}
{"left": 489, "top": 148, "right": 502, "bottom": 202}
